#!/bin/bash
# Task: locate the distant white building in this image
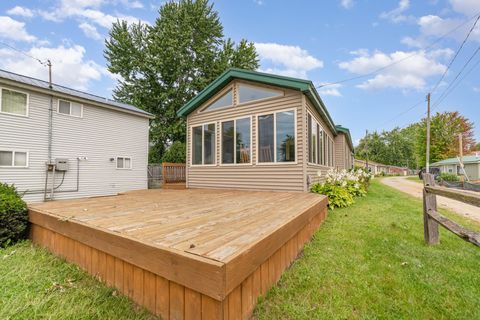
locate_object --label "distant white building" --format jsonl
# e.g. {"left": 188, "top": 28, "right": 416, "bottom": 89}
{"left": 0, "top": 69, "right": 153, "bottom": 202}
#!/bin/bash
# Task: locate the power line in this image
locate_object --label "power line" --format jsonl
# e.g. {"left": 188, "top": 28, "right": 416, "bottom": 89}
{"left": 0, "top": 40, "right": 48, "bottom": 66}
{"left": 430, "top": 14, "right": 480, "bottom": 94}
{"left": 375, "top": 99, "right": 424, "bottom": 130}
{"left": 317, "top": 11, "right": 480, "bottom": 89}
{"left": 431, "top": 47, "right": 480, "bottom": 110}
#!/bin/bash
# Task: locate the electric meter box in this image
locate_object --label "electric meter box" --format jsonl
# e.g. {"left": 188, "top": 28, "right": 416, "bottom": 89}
{"left": 55, "top": 158, "right": 69, "bottom": 171}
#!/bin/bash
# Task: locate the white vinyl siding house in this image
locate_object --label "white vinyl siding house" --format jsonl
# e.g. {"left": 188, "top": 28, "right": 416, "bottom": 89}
{"left": 0, "top": 69, "right": 152, "bottom": 202}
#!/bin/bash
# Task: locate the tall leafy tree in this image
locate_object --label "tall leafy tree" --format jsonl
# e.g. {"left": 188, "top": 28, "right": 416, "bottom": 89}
{"left": 105, "top": 0, "right": 259, "bottom": 161}
{"left": 415, "top": 111, "right": 475, "bottom": 166}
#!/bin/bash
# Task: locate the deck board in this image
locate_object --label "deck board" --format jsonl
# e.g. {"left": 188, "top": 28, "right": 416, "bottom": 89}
{"left": 30, "top": 189, "right": 324, "bottom": 264}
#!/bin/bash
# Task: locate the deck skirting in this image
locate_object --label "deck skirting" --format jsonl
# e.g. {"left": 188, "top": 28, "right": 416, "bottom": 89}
{"left": 29, "top": 191, "right": 327, "bottom": 319}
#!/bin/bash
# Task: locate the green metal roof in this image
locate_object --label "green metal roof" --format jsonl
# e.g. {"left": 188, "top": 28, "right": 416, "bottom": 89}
{"left": 335, "top": 125, "right": 354, "bottom": 153}
{"left": 177, "top": 68, "right": 337, "bottom": 133}
{"left": 431, "top": 155, "right": 480, "bottom": 166}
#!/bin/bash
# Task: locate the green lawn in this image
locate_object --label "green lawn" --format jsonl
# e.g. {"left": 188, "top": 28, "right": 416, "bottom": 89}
{"left": 0, "top": 242, "right": 156, "bottom": 320}
{"left": 254, "top": 179, "right": 480, "bottom": 319}
{"left": 2, "top": 180, "right": 479, "bottom": 319}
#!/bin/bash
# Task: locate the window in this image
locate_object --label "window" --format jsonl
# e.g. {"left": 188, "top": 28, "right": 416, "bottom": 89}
{"left": 258, "top": 110, "right": 295, "bottom": 163}
{"left": 116, "top": 156, "right": 132, "bottom": 169}
{"left": 308, "top": 113, "right": 325, "bottom": 165}
{"left": 238, "top": 84, "right": 282, "bottom": 104}
{"left": 203, "top": 89, "right": 233, "bottom": 112}
{"left": 1, "top": 88, "right": 28, "bottom": 116}
{"left": 0, "top": 150, "right": 28, "bottom": 167}
{"left": 58, "top": 100, "right": 83, "bottom": 117}
{"left": 221, "top": 117, "right": 251, "bottom": 164}
{"left": 192, "top": 123, "right": 216, "bottom": 165}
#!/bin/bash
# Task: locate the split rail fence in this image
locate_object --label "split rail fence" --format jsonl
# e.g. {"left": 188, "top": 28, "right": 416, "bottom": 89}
{"left": 423, "top": 173, "right": 480, "bottom": 247}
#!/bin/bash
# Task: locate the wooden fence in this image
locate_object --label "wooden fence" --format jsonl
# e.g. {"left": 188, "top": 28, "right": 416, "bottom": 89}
{"left": 423, "top": 173, "right": 480, "bottom": 247}
{"left": 162, "top": 162, "right": 186, "bottom": 184}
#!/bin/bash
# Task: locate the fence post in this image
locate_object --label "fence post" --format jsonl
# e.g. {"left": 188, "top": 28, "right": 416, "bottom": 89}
{"left": 423, "top": 173, "right": 439, "bottom": 245}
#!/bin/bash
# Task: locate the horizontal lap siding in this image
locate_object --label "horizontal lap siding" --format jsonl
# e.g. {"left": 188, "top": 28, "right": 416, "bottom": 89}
{"left": 0, "top": 84, "right": 149, "bottom": 202}
{"left": 187, "top": 82, "right": 304, "bottom": 191}
{"left": 334, "top": 135, "right": 346, "bottom": 170}
{"left": 305, "top": 99, "right": 336, "bottom": 186}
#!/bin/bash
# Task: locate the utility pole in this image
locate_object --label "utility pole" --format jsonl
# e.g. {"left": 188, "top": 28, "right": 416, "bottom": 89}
{"left": 459, "top": 133, "right": 465, "bottom": 182}
{"left": 426, "top": 93, "right": 431, "bottom": 173}
{"left": 365, "top": 129, "right": 369, "bottom": 172}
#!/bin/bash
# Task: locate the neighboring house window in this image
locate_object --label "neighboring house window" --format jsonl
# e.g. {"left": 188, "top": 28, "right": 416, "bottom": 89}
{"left": 0, "top": 88, "right": 28, "bottom": 116}
{"left": 116, "top": 156, "right": 132, "bottom": 169}
{"left": 221, "top": 117, "right": 251, "bottom": 164}
{"left": 258, "top": 110, "right": 295, "bottom": 163}
{"left": 203, "top": 89, "right": 233, "bottom": 112}
{"left": 58, "top": 100, "right": 83, "bottom": 117}
{"left": 192, "top": 123, "right": 216, "bottom": 165}
{"left": 0, "top": 150, "right": 28, "bottom": 167}
{"left": 308, "top": 113, "right": 325, "bottom": 165}
{"left": 238, "top": 84, "right": 282, "bottom": 104}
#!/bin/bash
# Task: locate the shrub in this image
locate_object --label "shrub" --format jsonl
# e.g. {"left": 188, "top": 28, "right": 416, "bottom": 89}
{"left": 439, "top": 172, "right": 460, "bottom": 182}
{"left": 0, "top": 183, "right": 28, "bottom": 247}
{"left": 311, "top": 183, "right": 354, "bottom": 209}
{"left": 311, "top": 168, "right": 373, "bottom": 209}
{"left": 161, "top": 141, "right": 186, "bottom": 163}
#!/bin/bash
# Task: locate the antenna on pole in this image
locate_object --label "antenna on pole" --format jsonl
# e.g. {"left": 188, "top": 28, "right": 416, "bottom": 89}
{"left": 47, "top": 59, "right": 52, "bottom": 89}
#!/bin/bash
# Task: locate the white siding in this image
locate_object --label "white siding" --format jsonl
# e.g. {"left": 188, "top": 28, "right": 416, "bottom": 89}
{"left": 0, "top": 83, "right": 149, "bottom": 202}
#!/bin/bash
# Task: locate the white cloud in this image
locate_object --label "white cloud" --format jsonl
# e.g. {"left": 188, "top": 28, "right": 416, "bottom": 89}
{"left": 340, "top": 0, "right": 354, "bottom": 9}
{"left": 79, "top": 22, "right": 103, "bottom": 40}
{"left": 38, "top": 0, "right": 148, "bottom": 30}
{"left": 338, "top": 49, "right": 448, "bottom": 90}
{"left": 318, "top": 83, "right": 343, "bottom": 97}
{"left": 449, "top": 0, "right": 480, "bottom": 16}
{"left": 380, "top": 0, "right": 413, "bottom": 23}
{"left": 0, "top": 44, "right": 106, "bottom": 91}
{"left": 0, "top": 16, "right": 36, "bottom": 42}
{"left": 7, "top": 6, "right": 34, "bottom": 18}
{"left": 255, "top": 42, "right": 323, "bottom": 79}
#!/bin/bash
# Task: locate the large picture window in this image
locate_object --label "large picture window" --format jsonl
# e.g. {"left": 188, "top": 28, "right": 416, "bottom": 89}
{"left": 238, "top": 84, "right": 282, "bottom": 104}
{"left": 202, "top": 89, "right": 233, "bottom": 112}
{"left": 258, "top": 110, "right": 295, "bottom": 163}
{"left": 192, "top": 123, "right": 216, "bottom": 165}
{"left": 1, "top": 88, "right": 28, "bottom": 116}
{"left": 221, "top": 117, "right": 251, "bottom": 164}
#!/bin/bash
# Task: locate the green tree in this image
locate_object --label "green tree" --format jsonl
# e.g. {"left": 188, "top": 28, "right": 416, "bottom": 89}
{"left": 105, "top": 0, "right": 259, "bottom": 162}
{"left": 161, "top": 141, "right": 186, "bottom": 163}
{"left": 415, "top": 111, "right": 475, "bottom": 167}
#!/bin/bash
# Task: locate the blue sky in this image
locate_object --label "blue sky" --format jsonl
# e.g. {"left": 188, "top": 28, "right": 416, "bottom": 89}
{"left": 0, "top": 0, "right": 479, "bottom": 144}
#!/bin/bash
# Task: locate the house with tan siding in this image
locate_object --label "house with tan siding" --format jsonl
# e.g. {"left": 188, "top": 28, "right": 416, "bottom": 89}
{"left": 177, "top": 68, "right": 354, "bottom": 192}
{"left": 0, "top": 69, "right": 153, "bottom": 202}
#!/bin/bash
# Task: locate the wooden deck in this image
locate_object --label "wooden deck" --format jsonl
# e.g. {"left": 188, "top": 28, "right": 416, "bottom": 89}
{"left": 29, "top": 189, "right": 328, "bottom": 319}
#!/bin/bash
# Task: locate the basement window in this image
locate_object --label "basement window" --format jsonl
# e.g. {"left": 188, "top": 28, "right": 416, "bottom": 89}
{"left": 0, "top": 150, "right": 28, "bottom": 167}
{"left": 58, "top": 100, "right": 83, "bottom": 117}
{"left": 116, "top": 157, "right": 132, "bottom": 169}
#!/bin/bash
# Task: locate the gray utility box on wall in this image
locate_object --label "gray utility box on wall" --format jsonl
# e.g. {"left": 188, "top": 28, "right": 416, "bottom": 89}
{"left": 54, "top": 158, "right": 69, "bottom": 171}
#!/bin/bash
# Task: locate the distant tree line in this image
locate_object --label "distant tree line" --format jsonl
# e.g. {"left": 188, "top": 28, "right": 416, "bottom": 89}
{"left": 355, "top": 111, "right": 476, "bottom": 169}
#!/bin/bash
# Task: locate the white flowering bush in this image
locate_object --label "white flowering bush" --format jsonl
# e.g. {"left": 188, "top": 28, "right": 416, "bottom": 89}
{"left": 311, "top": 168, "right": 373, "bottom": 209}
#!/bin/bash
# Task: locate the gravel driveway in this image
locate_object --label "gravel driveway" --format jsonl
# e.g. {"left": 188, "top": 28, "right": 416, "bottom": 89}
{"left": 381, "top": 176, "right": 480, "bottom": 223}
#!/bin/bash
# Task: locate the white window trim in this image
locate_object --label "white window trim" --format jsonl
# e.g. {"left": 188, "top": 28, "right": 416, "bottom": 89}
{"left": 0, "top": 87, "right": 29, "bottom": 118}
{"left": 307, "top": 111, "right": 330, "bottom": 167}
{"left": 236, "top": 82, "right": 284, "bottom": 107}
{"left": 255, "top": 108, "right": 297, "bottom": 166}
{"left": 57, "top": 99, "right": 84, "bottom": 118}
{"left": 198, "top": 85, "right": 234, "bottom": 114}
{"left": 220, "top": 116, "right": 253, "bottom": 166}
{"left": 190, "top": 122, "right": 217, "bottom": 167}
{"left": 116, "top": 156, "right": 133, "bottom": 170}
{"left": 0, "top": 149, "right": 29, "bottom": 168}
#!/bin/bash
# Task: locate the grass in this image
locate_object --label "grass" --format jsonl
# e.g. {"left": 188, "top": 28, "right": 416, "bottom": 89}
{"left": 254, "top": 179, "right": 480, "bottom": 319}
{"left": 406, "top": 175, "right": 422, "bottom": 183}
{"left": 0, "top": 242, "right": 157, "bottom": 320}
